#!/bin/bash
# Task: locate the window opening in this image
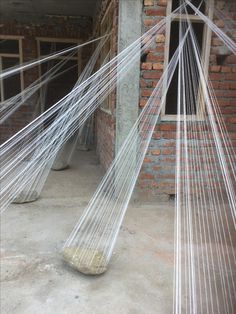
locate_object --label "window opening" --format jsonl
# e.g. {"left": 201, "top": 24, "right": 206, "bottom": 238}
{"left": 38, "top": 39, "right": 80, "bottom": 112}
{"left": 162, "top": 0, "right": 213, "bottom": 120}
{"left": 0, "top": 38, "right": 23, "bottom": 102}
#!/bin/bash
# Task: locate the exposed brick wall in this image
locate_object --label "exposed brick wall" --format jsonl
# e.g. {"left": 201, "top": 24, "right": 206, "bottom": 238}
{"left": 210, "top": 0, "right": 236, "bottom": 135}
{"left": 0, "top": 18, "right": 92, "bottom": 144}
{"left": 210, "top": 0, "right": 236, "bottom": 194}
{"left": 1, "top": 0, "right": 235, "bottom": 197}
{"left": 138, "top": 0, "right": 236, "bottom": 197}
{"left": 94, "top": 0, "right": 119, "bottom": 170}
{"left": 139, "top": 0, "right": 173, "bottom": 197}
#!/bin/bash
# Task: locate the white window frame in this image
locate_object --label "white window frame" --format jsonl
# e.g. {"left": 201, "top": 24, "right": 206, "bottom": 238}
{"left": 36, "top": 37, "right": 82, "bottom": 112}
{"left": 161, "top": 0, "right": 214, "bottom": 121}
{"left": 0, "top": 35, "right": 24, "bottom": 102}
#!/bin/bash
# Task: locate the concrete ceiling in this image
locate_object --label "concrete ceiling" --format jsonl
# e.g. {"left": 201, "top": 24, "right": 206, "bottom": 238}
{"left": 0, "top": 0, "right": 100, "bottom": 22}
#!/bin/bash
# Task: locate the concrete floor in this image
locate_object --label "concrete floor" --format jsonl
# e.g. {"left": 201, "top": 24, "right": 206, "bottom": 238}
{"left": 1, "top": 150, "right": 175, "bottom": 314}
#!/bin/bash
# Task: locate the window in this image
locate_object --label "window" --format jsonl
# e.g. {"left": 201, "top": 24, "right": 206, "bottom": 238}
{"left": 37, "top": 38, "right": 81, "bottom": 112}
{"left": 162, "top": 0, "right": 214, "bottom": 121}
{"left": 99, "top": 0, "right": 114, "bottom": 114}
{"left": 0, "top": 36, "right": 23, "bottom": 102}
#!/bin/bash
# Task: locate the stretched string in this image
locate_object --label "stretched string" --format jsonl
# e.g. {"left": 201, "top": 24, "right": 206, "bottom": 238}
{"left": 173, "top": 5, "right": 236, "bottom": 313}
{"left": 0, "top": 35, "right": 110, "bottom": 80}
{"left": 62, "top": 20, "right": 189, "bottom": 276}
{"left": 0, "top": 5, "right": 186, "bottom": 211}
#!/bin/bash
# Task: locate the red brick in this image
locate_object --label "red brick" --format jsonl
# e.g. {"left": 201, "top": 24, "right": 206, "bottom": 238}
{"left": 157, "top": 0, "right": 168, "bottom": 6}
{"left": 227, "top": 117, "right": 236, "bottom": 123}
{"left": 143, "top": 19, "right": 155, "bottom": 26}
{"left": 152, "top": 80, "right": 160, "bottom": 87}
{"left": 151, "top": 149, "right": 161, "bottom": 155}
{"left": 140, "top": 99, "right": 147, "bottom": 108}
{"left": 227, "top": 55, "right": 236, "bottom": 64}
{"left": 145, "top": 8, "right": 166, "bottom": 16}
{"left": 218, "top": 100, "right": 230, "bottom": 107}
{"left": 230, "top": 82, "right": 236, "bottom": 90}
{"left": 159, "top": 174, "right": 175, "bottom": 179}
{"left": 162, "top": 148, "right": 175, "bottom": 155}
{"left": 226, "top": 73, "right": 236, "bottom": 81}
{"left": 163, "top": 141, "right": 175, "bottom": 147}
{"left": 141, "top": 62, "right": 152, "bottom": 70}
{"left": 152, "top": 132, "right": 161, "bottom": 139}
{"left": 140, "top": 173, "right": 155, "bottom": 180}
{"left": 141, "top": 89, "right": 153, "bottom": 97}
{"left": 212, "top": 38, "right": 223, "bottom": 46}
{"left": 219, "top": 82, "right": 230, "bottom": 89}
{"left": 211, "top": 81, "right": 220, "bottom": 89}
{"left": 159, "top": 124, "right": 176, "bottom": 131}
{"left": 215, "top": 19, "right": 225, "bottom": 28}
{"left": 161, "top": 132, "right": 176, "bottom": 139}
{"left": 221, "top": 66, "right": 231, "bottom": 73}
{"left": 144, "top": 0, "right": 154, "bottom": 6}
{"left": 140, "top": 79, "right": 148, "bottom": 88}
{"left": 143, "top": 71, "right": 162, "bottom": 79}
{"left": 214, "top": 90, "right": 225, "bottom": 97}
{"left": 163, "top": 157, "right": 176, "bottom": 164}
{"left": 226, "top": 91, "right": 236, "bottom": 97}
{"left": 210, "top": 73, "right": 222, "bottom": 81}
{"left": 220, "top": 108, "right": 236, "bottom": 114}
{"left": 224, "top": 124, "right": 236, "bottom": 132}
{"left": 147, "top": 54, "right": 164, "bottom": 62}
{"left": 153, "top": 62, "right": 164, "bottom": 70}
{"left": 210, "top": 65, "right": 221, "bottom": 72}
{"left": 229, "top": 133, "right": 236, "bottom": 140}
{"left": 144, "top": 157, "right": 153, "bottom": 163}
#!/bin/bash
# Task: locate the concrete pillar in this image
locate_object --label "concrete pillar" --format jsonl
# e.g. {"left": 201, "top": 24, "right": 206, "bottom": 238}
{"left": 115, "top": 0, "right": 143, "bottom": 154}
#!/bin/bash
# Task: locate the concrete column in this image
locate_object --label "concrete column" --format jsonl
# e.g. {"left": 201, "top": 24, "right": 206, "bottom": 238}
{"left": 115, "top": 0, "right": 143, "bottom": 154}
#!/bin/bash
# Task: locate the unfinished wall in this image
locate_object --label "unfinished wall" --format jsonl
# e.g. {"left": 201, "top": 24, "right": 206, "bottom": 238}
{"left": 210, "top": 1, "right": 236, "bottom": 135}
{"left": 138, "top": 0, "right": 236, "bottom": 198}
{"left": 1, "top": 0, "right": 235, "bottom": 198}
{"left": 0, "top": 17, "right": 92, "bottom": 144}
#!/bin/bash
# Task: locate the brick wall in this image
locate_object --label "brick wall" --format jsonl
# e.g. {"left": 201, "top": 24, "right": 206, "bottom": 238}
{"left": 210, "top": 0, "right": 236, "bottom": 134}
{"left": 0, "top": 17, "right": 92, "bottom": 143}
{"left": 138, "top": 0, "right": 236, "bottom": 198}
{"left": 1, "top": 0, "right": 235, "bottom": 196}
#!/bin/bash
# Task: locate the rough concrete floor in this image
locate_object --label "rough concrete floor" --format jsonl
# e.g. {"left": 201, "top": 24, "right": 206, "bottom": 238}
{"left": 1, "top": 150, "right": 175, "bottom": 314}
